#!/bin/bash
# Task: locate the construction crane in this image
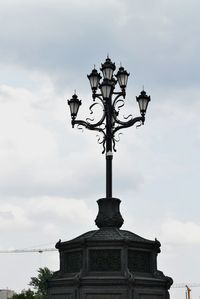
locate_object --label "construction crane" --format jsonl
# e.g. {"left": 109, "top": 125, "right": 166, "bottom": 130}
{"left": 172, "top": 283, "right": 200, "bottom": 288}
{"left": 171, "top": 283, "right": 200, "bottom": 299}
{"left": 0, "top": 248, "right": 57, "bottom": 253}
{"left": 185, "top": 285, "right": 191, "bottom": 299}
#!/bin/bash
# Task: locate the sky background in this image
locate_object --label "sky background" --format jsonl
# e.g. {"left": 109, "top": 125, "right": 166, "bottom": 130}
{"left": 0, "top": 0, "right": 200, "bottom": 298}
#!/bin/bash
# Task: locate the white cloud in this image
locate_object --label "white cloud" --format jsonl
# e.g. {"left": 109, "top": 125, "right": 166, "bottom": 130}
{"left": 161, "top": 219, "right": 200, "bottom": 244}
{"left": 0, "top": 0, "right": 200, "bottom": 296}
{"left": 28, "top": 196, "right": 94, "bottom": 224}
{"left": 0, "top": 203, "right": 33, "bottom": 231}
{"left": 0, "top": 195, "right": 96, "bottom": 253}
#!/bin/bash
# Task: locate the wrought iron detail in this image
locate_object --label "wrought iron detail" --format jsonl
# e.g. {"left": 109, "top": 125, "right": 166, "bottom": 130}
{"left": 72, "top": 93, "right": 143, "bottom": 153}
{"left": 89, "top": 249, "right": 121, "bottom": 271}
{"left": 128, "top": 250, "right": 151, "bottom": 273}
{"left": 64, "top": 251, "right": 82, "bottom": 273}
{"left": 68, "top": 59, "right": 149, "bottom": 154}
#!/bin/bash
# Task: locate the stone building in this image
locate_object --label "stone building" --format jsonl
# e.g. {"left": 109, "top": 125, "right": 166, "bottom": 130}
{"left": 0, "top": 289, "right": 14, "bottom": 299}
{"left": 48, "top": 198, "right": 173, "bottom": 299}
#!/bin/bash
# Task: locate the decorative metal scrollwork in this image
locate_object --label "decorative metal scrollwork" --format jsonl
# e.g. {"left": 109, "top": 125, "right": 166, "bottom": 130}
{"left": 73, "top": 92, "right": 143, "bottom": 153}
{"left": 68, "top": 58, "right": 150, "bottom": 154}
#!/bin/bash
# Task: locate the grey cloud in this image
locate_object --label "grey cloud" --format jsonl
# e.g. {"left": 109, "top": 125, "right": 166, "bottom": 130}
{"left": 0, "top": 210, "right": 14, "bottom": 220}
{"left": 0, "top": 0, "right": 200, "bottom": 294}
{"left": 0, "top": 0, "right": 199, "bottom": 91}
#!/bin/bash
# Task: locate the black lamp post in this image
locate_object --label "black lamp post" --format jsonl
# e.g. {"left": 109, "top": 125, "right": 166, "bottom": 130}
{"left": 68, "top": 57, "right": 151, "bottom": 200}
{"left": 47, "top": 59, "right": 173, "bottom": 299}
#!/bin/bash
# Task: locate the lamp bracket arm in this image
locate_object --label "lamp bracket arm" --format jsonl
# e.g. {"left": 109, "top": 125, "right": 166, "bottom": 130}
{"left": 113, "top": 112, "right": 134, "bottom": 126}
{"left": 113, "top": 116, "right": 144, "bottom": 135}
{"left": 72, "top": 119, "right": 106, "bottom": 153}
{"left": 112, "top": 90, "right": 126, "bottom": 97}
{"left": 92, "top": 94, "right": 103, "bottom": 101}
{"left": 72, "top": 119, "right": 88, "bottom": 129}
{"left": 72, "top": 119, "right": 105, "bottom": 133}
{"left": 93, "top": 94, "right": 103, "bottom": 100}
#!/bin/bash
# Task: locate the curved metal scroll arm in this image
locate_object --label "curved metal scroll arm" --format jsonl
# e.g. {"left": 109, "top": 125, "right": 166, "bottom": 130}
{"left": 113, "top": 116, "right": 144, "bottom": 136}
{"left": 86, "top": 103, "right": 106, "bottom": 127}
{"left": 112, "top": 95, "right": 135, "bottom": 126}
{"left": 72, "top": 95, "right": 106, "bottom": 128}
{"left": 112, "top": 94, "right": 124, "bottom": 112}
{"left": 96, "top": 134, "right": 106, "bottom": 154}
{"left": 71, "top": 95, "right": 107, "bottom": 152}
{"left": 113, "top": 132, "right": 123, "bottom": 152}
{"left": 84, "top": 95, "right": 106, "bottom": 127}
{"left": 72, "top": 117, "right": 106, "bottom": 152}
{"left": 111, "top": 94, "right": 144, "bottom": 150}
{"left": 72, "top": 119, "right": 105, "bottom": 134}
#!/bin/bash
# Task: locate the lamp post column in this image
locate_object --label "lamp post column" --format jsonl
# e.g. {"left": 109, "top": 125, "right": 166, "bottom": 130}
{"left": 106, "top": 95, "right": 113, "bottom": 199}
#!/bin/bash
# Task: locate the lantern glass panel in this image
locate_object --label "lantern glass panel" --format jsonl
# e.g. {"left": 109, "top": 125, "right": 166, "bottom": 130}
{"left": 137, "top": 94, "right": 150, "bottom": 114}
{"left": 101, "top": 84, "right": 112, "bottom": 99}
{"left": 70, "top": 101, "right": 79, "bottom": 116}
{"left": 68, "top": 95, "right": 81, "bottom": 119}
{"left": 89, "top": 75, "right": 98, "bottom": 89}
{"left": 88, "top": 70, "right": 101, "bottom": 90}
{"left": 116, "top": 67, "right": 129, "bottom": 88}
{"left": 118, "top": 73, "right": 128, "bottom": 88}
{"left": 102, "top": 67, "right": 113, "bottom": 80}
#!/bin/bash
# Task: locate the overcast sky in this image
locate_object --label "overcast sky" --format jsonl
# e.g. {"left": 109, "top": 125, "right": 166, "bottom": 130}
{"left": 0, "top": 0, "right": 200, "bottom": 298}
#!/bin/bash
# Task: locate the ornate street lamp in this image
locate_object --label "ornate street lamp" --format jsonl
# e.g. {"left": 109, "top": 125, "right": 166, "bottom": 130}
{"left": 87, "top": 68, "right": 101, "bottom": 94}
{"left": 115, "top": 66, "right": 129, "bottom": 92}
{"left": 136, "top": 90, "right": 151, "bottom": 119}
{"left": 47, "top": 58, "right": 172, "bottom": 299}
{"left": 68, "top": 93, "right": 82, "bottom": 123}
{"left": 68, "top": 57, "right": 151, "bottom": 200}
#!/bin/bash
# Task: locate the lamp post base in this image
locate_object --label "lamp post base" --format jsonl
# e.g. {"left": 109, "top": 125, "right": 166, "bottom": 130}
{"left": 48, "top": 227, "right": 173, "bottom": 299}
